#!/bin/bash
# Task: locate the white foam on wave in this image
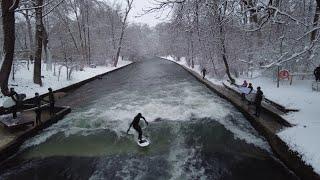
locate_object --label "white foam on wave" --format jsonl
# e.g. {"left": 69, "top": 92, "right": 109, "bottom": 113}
{"left": 167, "top": 123, "right": 207, "bottom": 179}
{"left": 21, "top": 123, "right": 62, "bottom": 149}
{"left": 21, "top": 80, "right": 269, "bottom": 152}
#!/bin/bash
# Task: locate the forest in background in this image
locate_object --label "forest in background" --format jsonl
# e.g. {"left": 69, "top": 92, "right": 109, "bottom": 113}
{"left": 0, "top": 0, "right": 158, "bottom": 95}
{"left": 151, "top": 0, "right": 320, "bottom": 83}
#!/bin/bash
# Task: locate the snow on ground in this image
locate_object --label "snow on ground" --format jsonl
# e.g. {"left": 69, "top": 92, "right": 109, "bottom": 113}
{"left": 0, "top": 59, "right": 131, "bottom": 105}
{"left": 162, "top": 55, "right": 320, "bottom": 174}
{"left": 234, "top": 76, "right": 320, "bottom": 174}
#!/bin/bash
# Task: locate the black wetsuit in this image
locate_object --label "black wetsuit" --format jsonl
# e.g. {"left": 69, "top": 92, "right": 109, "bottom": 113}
{"left": 131, "top": 114, "right": 146, "bottom": 141}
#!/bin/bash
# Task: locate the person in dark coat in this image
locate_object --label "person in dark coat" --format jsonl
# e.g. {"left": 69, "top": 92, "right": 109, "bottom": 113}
{"left": 248, "top": 83, "right": 253, "bottom": 94}
{"left": 314, "top": 65, "right": 320, "bottom": 82}
{"left": 201, "top": 68, "right": 207, "bottom": 79}
{"left": 127, "top": 113, "right": 148, "bottom": 143}
{"left": 9, "top": 88, "right": 18, "bottom": 119}
{"left": 48, "top": 88, "right": 55, "bottom": 116}
{"left": 254, "top": 87, "right": 264, "bottom": 117}
{"left": 34, "top": 93, "right": 42, "bottom": 126}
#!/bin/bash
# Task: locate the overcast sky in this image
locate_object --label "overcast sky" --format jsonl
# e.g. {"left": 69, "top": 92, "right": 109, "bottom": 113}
{"left": 117, "top": 0, "right": 171, "bottom": 27}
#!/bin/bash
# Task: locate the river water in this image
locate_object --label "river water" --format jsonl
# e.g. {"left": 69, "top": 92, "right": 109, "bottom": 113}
{"left": 0, "top": 58, "right": 298, "bottom": 180}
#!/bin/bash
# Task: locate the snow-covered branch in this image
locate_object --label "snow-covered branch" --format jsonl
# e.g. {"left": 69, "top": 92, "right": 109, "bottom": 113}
{"left": 15, "top": 0, "right": 63, "bottom": 12}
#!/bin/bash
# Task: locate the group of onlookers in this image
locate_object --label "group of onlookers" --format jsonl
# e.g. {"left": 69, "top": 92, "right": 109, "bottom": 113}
{"left": 8, "top": 88, "right": 55, "bottom": 126}
{"left": 239, "top": 80, "right": 264, "bottom": 117}
{"left": 201, "top": 66, "right": 264, "bottom": 117}
{"left": 195, "top": 65, "right": 320, "bottom": 117}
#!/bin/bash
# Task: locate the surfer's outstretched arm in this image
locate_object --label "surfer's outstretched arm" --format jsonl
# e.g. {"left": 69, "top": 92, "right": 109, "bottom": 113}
{"left": 141, "top": 116, "right": 148, "bottom": 125}
{"left": 127, "top": 122, "right": 133, "bottom": 134}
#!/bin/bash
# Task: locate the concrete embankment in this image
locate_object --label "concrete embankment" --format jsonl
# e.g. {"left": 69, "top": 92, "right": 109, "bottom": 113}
{"left": 166, "top": 59, "right": 320, "bottom": 180}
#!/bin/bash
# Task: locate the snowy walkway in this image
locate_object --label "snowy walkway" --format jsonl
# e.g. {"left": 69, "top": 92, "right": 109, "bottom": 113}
{"left": 162, "top": 56, "right": 320, "bottom": 176}
{"left": 0, "top": 60, "right": 132, "bottom": 106}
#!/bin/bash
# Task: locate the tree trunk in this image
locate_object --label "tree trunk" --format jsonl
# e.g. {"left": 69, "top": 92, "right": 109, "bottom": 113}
{"left": 34, "top": 0, "right": 44, "bottom": 86}
{"left": 79, "top": 0, "right": 88, "bottom": 65}
{"left": 219, "top": 23, "right": 235, "bottom": 83}
{"left": 311, "top": 0, "right": 320, "bottom": 42}
{"left": 248, "top": 0, "right": 258, "bottom": 24}
{"left": 86, "top": 1, "right": 91, "bottom": 65}
{"left": 70, "top": 0, "right": 86, "bottom": 66}
{"left": 0, "top": 0, "right": 19, "bottom": 95}
{"left": 114, "top": 0, "right": 133, "bottom": 67}
{"left": 114, "top": 26, "right": 126, "bottom": 67}
{"left": 23, "top": 9, "right": 34, "bottom": 70}
{"left": 43, "top": 26, "right": 52, "bottom": 71}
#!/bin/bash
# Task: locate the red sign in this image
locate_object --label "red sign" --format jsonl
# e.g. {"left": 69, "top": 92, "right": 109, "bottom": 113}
{"left": 279, "top": 70, "right": 290, "bottom": 79}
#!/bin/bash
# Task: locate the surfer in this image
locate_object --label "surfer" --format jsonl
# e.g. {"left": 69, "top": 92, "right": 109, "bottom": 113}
{"left": 9, "top": 88, "right": 18, "bottom": 119}
{"left": 127, "top": 113, "right": 149, "bottom": 143}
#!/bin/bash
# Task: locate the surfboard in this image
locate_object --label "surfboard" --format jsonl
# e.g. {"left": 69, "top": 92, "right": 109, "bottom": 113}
{"left": 136, "top": 136, "right": 150, "bottom": 147}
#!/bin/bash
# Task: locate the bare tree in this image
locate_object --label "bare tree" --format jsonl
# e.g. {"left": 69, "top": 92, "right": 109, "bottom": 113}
{"left": 0, "top": 0, "right": 20, "bottom": 95}
{"left": 113, "top": 0, "right": 133, "bottom": 67}
{"left": 33, "top": 0, "right": 44, "bottom": 86}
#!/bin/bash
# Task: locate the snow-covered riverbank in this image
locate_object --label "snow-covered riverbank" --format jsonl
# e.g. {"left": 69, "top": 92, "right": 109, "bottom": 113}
{"left": 163, "top": 56, "right": 320, "bottom": 174}
{"left": 0, "top": 60, "right": 132, "bottom": 105}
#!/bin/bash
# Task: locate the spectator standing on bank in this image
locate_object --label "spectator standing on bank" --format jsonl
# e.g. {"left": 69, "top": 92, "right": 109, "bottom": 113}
{"left": 314, "top": 65, "right": 320, "bottom": 82}
{"left": 248, "top": 83, "right": 253, "bottom": 94}
{"left": 34, "top": 93, "right": 42, "bottom": 126}
{"left": 48, "top": 88, "right": 55, "bottom": 116}
{"left": 201, "top": 68, "right": 207, "bottom": 79}
{"left": 9, "top": 88, "right": 18, "bottom": 119}
{"left": 254, "top": 87, "right": 264, "bottom": 117}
